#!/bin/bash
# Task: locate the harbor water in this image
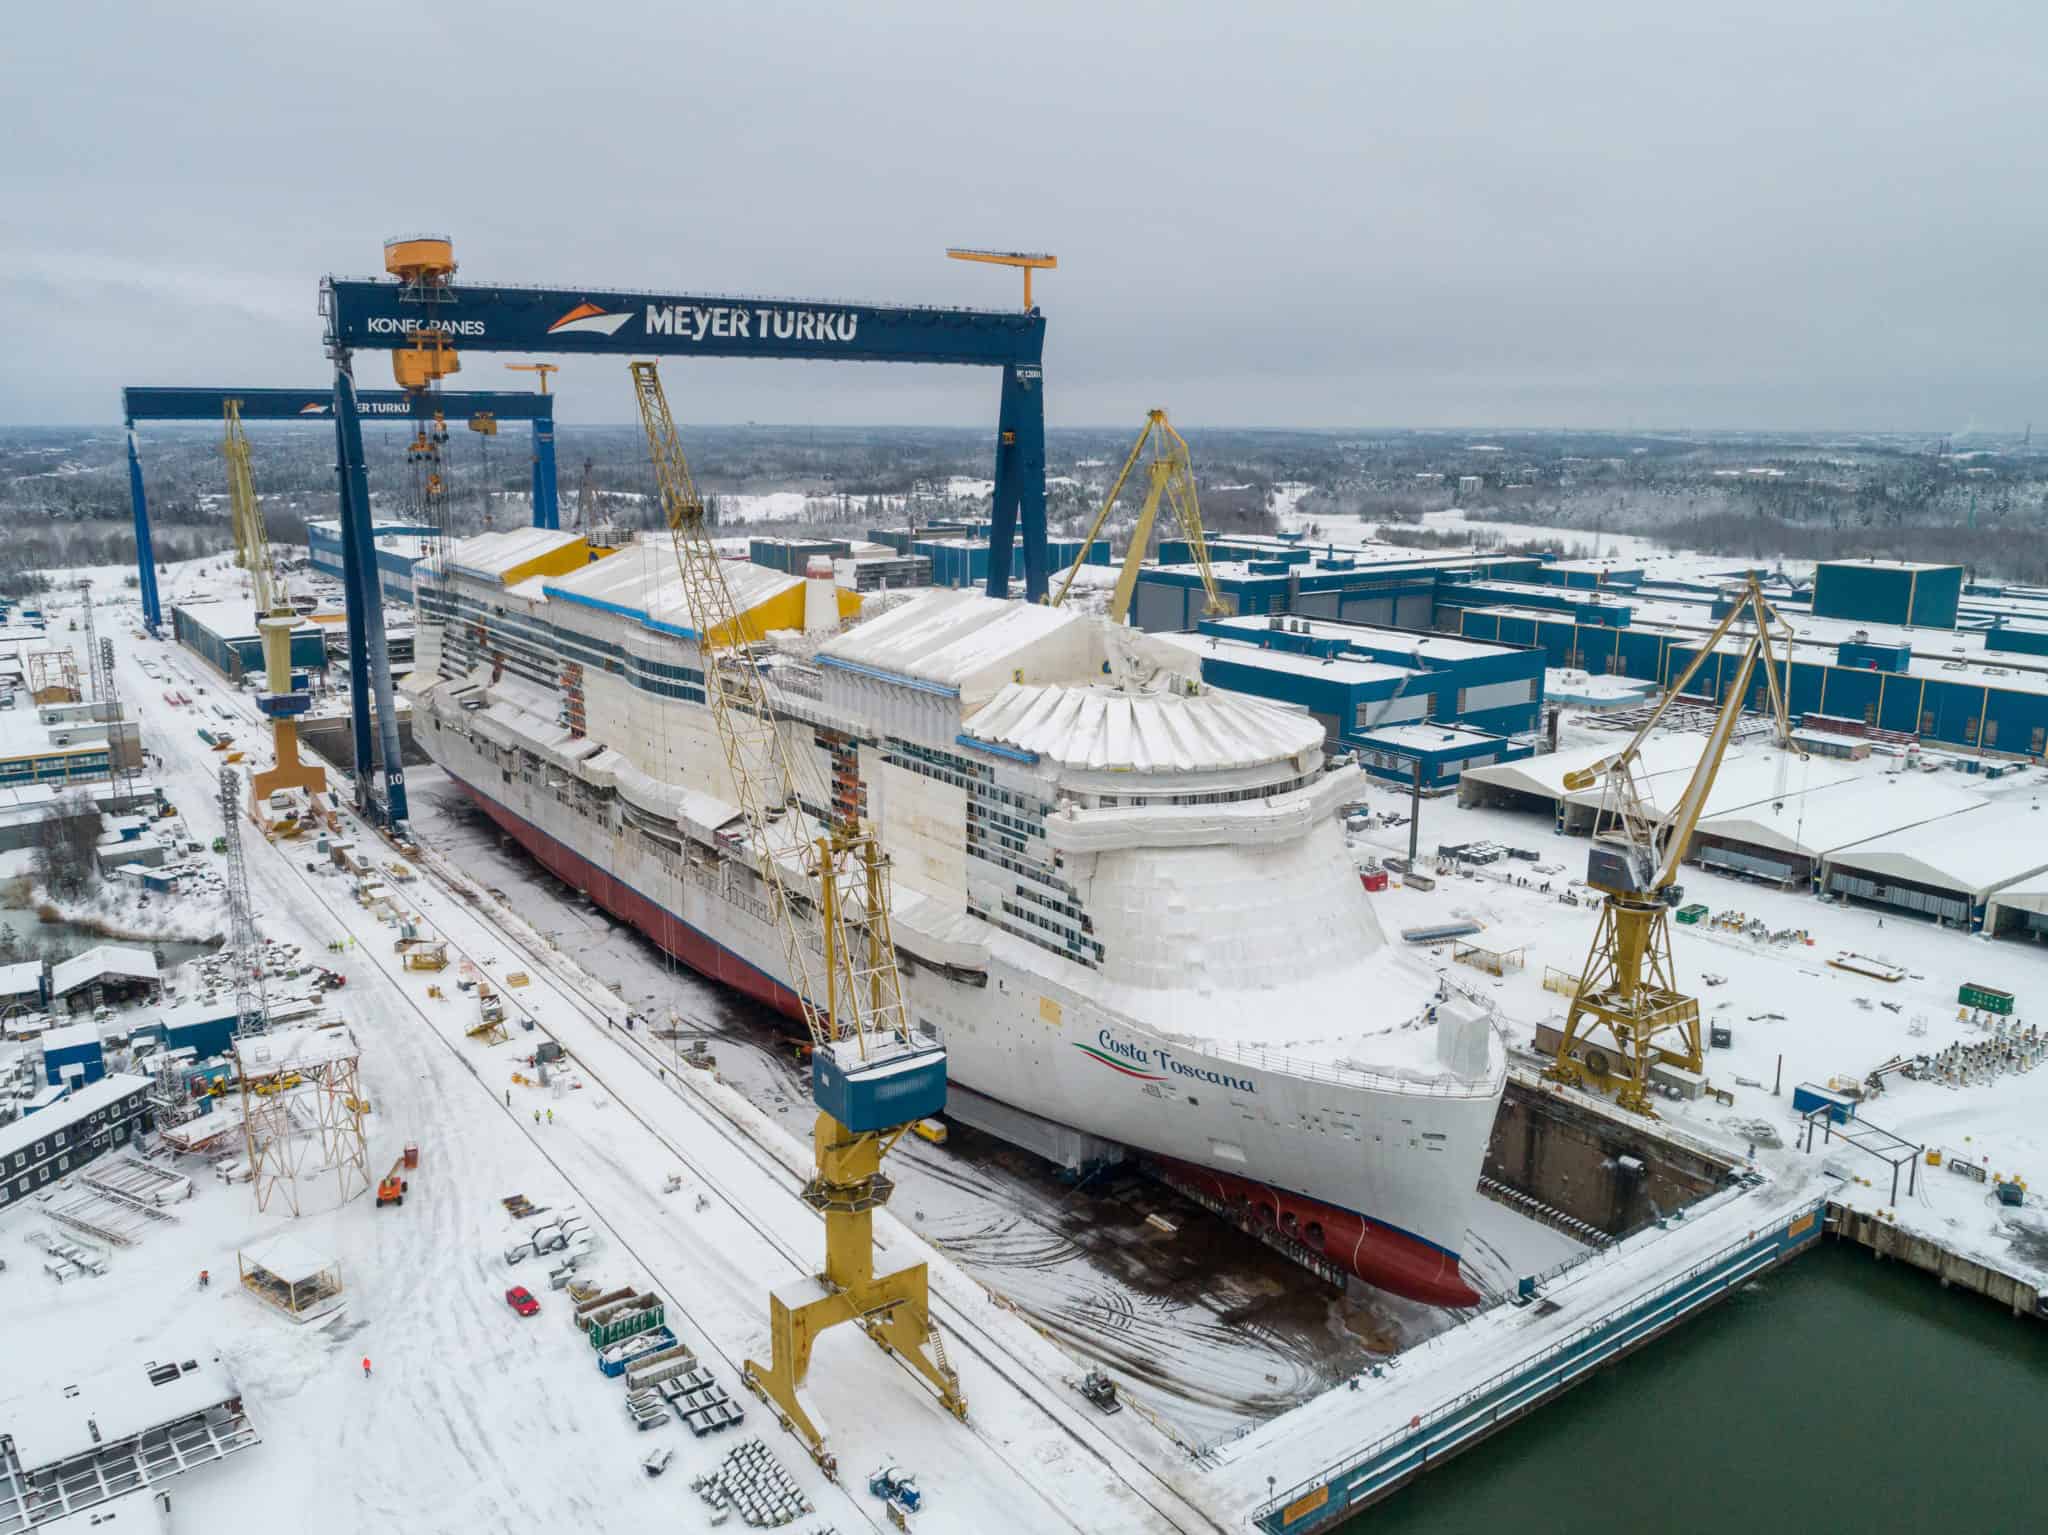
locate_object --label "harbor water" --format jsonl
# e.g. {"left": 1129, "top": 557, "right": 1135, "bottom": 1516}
{"left": 1351, "top": 1237, "right": 2048, "bottom": 1532}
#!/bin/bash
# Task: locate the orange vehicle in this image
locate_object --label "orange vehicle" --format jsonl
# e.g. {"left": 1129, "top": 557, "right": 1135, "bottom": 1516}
{"left": 375, "top": 1143, "right": 418, "bottom": 1208}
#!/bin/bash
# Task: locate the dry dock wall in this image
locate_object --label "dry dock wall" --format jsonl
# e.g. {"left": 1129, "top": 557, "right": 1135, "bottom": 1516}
{"left": 1484, "top": 1077, "right": 1734, "bottom": 1237}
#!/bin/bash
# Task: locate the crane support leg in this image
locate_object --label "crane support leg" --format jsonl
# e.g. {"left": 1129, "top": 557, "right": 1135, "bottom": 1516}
{"left": 744, "top": 1114, "right": 967, "bottom": 1464}
{"left": 329, "top": 403, "right": 376, "bottom": 801}
{"left": 1548, "top": 900, "right": 1701, "bottom": 1116}
{"left": 332, "top": 358, "right": 410, "bottom": 828}
{"left": 126, "top": 422, "right": 163, "bottom": 633}
{"left": 531, "top": 414, "right": 558, "bottom": 530}
{"left": 985, "top": 363, "right": 1048, "bottom": 601}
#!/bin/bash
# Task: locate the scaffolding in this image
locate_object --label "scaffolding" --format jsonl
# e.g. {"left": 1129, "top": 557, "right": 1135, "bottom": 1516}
{"left": 234, "top": 1026, "right": 370, "bottom": 1215}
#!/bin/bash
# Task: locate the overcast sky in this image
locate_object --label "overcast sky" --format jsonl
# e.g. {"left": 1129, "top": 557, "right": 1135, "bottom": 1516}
{"left": 4, "top": 0, "right": 2041, "bottom": 431}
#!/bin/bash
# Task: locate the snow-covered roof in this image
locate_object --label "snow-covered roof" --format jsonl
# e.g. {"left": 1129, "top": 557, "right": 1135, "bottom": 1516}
{"left": 1458, "top": 737, "right": 1700, "bottom": 804}
{"left": 542, "top": 537, "right": 799, "bottom": 636}
{"left": 1565, "top": 750, "right": 1861, "bottom": 819}
{"left": 448, "top": 527, "right": 587, "bottom": 582}
{"left": 0, "top": 958, "right": 42, "bottom": 995}
{"left": 240, "top": 1231, "right": 337, "bottom": 1284}
{"left": 157, "top": 996, "right": 241, "bottom": 1031}
{"left": 0, "top": 1073, "right": 149, "bottom": 1162}
{"left": 1822, "top": 802, "right": 2048, "bottom": 898}
{"left": 819, "top": 588, "right": 1084, "bottom": 692}
{"left": 0, "top": 1355, "right": 245, "bottom": 1474}
{"left": 1153, "top": 633, "right": 1409, "bottom": 686}
{"left": 41, "top": 1019, "right": 100, "bottom": 1053}
{"left": 1695, "top": 781, "right": 1985, "bottom": 860}
{"left": 1356, "top": 722, "right": 1506, "bottom": 753}
{"left": 1985, "top": 877, "right": 2048, "bottom": 923}
{"left": 48, "top": 944, "right": 158, "bottom": 996}
{"left": 233, "top": 1024, "right": 357, "bottom": 1076}
{"left": 961, "top": 682, "right": 1320, "bottom": 775}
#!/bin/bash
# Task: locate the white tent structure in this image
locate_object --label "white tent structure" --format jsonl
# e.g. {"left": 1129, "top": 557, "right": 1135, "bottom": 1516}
{"left": 1457, "top": 736, "right": 1699, "bottom": 820}
{"left": 1984, "top": 876, "right": 2048, "bottom": 943}
{"left": 1819, "top": 803, "right": 2048, "bottom": 928}
{"left": 1690, "top": 781, "right": 1986, "bottom": 885}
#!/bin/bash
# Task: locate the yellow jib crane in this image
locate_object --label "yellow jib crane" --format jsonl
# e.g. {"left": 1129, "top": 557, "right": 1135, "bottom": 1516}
{"left": 630, "top": 361, "right": 964, "bottom": 1466}
{"left": 1547, "top": 574, "right": 1794, "bottom": 1114}
{"left": 222, "top": 401, "right": 327, "bottom": 822}
{"left": 1049, "top": 408, "right": 1224, "bottom": 623}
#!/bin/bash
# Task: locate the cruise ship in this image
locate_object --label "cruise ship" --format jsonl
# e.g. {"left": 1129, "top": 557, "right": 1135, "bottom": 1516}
{"left": 406, "top": 529, "right": 1507, "bottom": 1306}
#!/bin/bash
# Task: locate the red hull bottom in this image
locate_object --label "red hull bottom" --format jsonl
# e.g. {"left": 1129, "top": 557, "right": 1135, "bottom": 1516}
{"left": 454, "top": 776, "right": 1477, "bottom": 1307}
{"left": 1160, "top": 1158, "right": 1480, "bottom": 1308}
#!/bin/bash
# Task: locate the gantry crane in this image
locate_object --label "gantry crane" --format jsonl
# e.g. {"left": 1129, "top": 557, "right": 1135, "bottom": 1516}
{"left": 630, "top": 360, "right": 963, "bottom": 1466}
{"left": 1049, "top": 409, "right": 1224, "bottom": 623}
{"left": 221, "top": 401, "right": 327, "bottom": 823}
{"left": 1547, "top": 574, "right": 1794, "bottom": 1114}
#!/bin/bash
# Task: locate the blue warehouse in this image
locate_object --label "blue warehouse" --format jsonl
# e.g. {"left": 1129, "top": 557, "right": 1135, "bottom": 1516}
{"left": 308, "top": 519, "right": 439, "bottom": 606}
{"left": 1165, "top": 614, "right": 1542, "bottom": 789}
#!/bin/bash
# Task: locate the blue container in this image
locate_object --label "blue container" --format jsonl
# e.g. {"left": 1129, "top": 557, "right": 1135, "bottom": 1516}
{"left": 1792, "top": 1084, "right": 1854, "bottom": 1124}
{"left": 811, "top": 1042, "right": 948, "bottom": 1133}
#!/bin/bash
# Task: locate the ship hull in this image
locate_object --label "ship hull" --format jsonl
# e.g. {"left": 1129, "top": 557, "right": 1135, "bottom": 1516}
{"left": 445, "top": 766, "right": 1486, "bottom": 1305}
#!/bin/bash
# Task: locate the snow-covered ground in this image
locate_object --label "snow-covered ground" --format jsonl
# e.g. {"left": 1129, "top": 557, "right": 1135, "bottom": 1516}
{"left": 2, "top": 578, "right": 1227, "bottom": 1534}
{"left": 1342, "top": 715, "right": 2048, "bottom": 1299}
{"left": 12, "top": 563, "right": 2042, "bottom": 1532}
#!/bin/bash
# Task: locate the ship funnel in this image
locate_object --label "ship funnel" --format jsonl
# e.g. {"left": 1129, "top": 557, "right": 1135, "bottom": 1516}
{"left": 804, "top": 556, "right": 839, "bottom": 633}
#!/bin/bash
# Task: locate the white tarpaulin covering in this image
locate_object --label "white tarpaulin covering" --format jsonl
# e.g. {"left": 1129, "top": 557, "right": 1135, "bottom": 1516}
{"left": 1694, "top": 780, "right": 1985, "bottom": 860}
{"left": 963, "top": 682, "right": 1320, "bottom": 775}
{"left": 1822, "top": 802, "right": 2048, "bottom": 900}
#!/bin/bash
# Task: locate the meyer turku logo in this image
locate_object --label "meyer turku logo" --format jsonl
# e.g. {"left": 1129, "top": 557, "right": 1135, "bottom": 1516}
{"left": 298, "top": 403, "right": 329, "bottom": 415}
{"left": 547, "top": 302, "right": 633, "bottom": 338}
{"left": 1074, "top": 1031, "right": 1256, "bottom": 1093}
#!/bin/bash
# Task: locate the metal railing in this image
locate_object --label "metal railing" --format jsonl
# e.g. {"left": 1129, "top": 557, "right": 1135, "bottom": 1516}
{"left": 1199, "top": 1037, "right": 1507, "bottom": 1100}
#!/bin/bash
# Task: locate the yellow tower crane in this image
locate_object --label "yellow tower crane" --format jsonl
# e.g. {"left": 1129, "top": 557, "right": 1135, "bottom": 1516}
{"left": 629, "top": 360, "right": 964, "bottom": 1468}
{"left": 1049, "top": 409, "right": 1224, "bottom": 623}
{"left": 221, "top": 401, "right": 327, "bottom": 822}
{"left": 1546, "top": 574, "right": 1795, "bottom": 1114}
{"left": 945, "top": 247, "right": 1057, "bottom": 310}
{"left": 504, "top": 361, "right": 559, "bottom": 394}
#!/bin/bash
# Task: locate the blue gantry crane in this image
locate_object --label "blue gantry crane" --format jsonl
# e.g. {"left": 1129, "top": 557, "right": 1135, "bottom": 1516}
{"left": 122, "top": 383, "right": 558, "bottom": 830}
{"left": 321, "top": 236, "right": 1053, "bottom": 599}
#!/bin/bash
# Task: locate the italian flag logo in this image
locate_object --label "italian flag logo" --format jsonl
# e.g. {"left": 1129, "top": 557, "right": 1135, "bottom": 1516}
{"left": 1073, "top": 1041, "right": 1165, "bottom": 1081}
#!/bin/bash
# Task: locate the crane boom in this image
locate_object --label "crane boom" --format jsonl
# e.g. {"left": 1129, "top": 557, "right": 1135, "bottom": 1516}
{"left": 629, "top": 360, "right": 962, "bottom": 1463}
{"left": 1566, "top": 576, "right": 1792, "bottom": 893}
{"left": 1549, "top": 574, "right": 1795, "bottom": 1115}
{"left": 1049, "top": 409, "right": 1223, "bottom": 622}
{"left": 223, "top": 402, "right": 329, "bottom": 823}
{"left": 222, "top": 401, "right": 278, "bottom": 616}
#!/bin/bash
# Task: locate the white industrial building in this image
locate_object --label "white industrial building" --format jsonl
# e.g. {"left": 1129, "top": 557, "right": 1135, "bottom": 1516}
{"left": 1688, "top": 780, "right": 1987, "bottom": 887}
{"left": 1819, "top": 802, "right": 2048, "bottom": 929}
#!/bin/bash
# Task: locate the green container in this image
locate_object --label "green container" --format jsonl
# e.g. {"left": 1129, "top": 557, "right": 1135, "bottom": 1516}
{"left": 588, "top": 1297, "right": 666, "bottom": 1350}
{"left": 1675, "top": 904, "right": 1709, "bottom": 925}
{"left": 1958, "top": 982, "right": 2014, "bottom": 1015}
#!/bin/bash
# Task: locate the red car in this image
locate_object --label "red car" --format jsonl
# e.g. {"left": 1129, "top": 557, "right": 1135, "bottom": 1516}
{"left": 505, "top": 1285, "right": 540, "bottom": 1318}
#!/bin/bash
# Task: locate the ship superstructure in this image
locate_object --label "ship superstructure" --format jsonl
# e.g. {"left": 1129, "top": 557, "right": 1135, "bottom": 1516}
{"left": 408, "top": 530, "right": 1506, "bottom": 1304}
